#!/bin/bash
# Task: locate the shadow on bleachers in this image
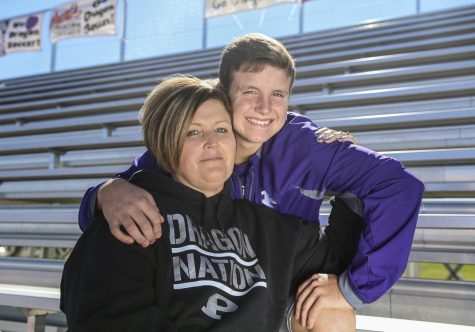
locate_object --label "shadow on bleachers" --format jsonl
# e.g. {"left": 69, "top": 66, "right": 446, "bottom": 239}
{"left": 1, "top": 4, "right": 474, "bottom": 331}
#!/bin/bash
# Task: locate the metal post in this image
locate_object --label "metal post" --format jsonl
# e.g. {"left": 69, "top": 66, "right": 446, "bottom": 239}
{"left": 48, "top": 151, "right": 61, "bottom": 170}
{"left": 21, "top": 309, "right": 50, "bottom": 332}
{"left": 120, "top": 0, "right": 127, "bottom": 62}
{"left": 27, "top": 314, "right": 47, "bottom": 332}
{"left": 299, "top": 1, "right": 304, "bottom": 34}
{"left": 416, "top": 0, "right": 421, "bottom": 14}
{"left": 407, "top": 262, "right": 419, "bottom": 278}
{"left": 202, "top": 2, "right": 207, "bottom": 49}
{"left": 50, "top": 42, "right": 56, "bottom": 72}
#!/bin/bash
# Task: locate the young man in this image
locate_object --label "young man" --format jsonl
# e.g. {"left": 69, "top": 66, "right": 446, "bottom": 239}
{"left": 78, "top": 33, "right": 424, "bottom": 329}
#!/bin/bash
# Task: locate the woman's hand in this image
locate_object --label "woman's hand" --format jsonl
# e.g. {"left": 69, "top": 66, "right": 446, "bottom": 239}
{"left": 293, "top": 274, "right": 355, "bottom": 331}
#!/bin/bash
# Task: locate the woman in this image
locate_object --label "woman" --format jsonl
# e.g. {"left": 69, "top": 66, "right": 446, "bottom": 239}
{"left": 61, "top": 76, "right": 363, "bottom": 331}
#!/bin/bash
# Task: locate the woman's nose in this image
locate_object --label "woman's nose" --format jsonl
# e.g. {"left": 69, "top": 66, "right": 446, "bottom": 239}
{"left": 204, "top": 132, "right": 218, "bottom": 147}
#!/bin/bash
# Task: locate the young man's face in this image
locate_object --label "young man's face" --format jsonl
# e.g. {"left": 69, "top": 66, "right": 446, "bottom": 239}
{"left": 228, "top": 65, "right": 291, "bottom": 161}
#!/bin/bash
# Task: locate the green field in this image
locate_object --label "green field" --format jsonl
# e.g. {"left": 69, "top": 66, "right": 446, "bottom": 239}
{"left": 404, "top": 263, "right": 475, "bottom": 281}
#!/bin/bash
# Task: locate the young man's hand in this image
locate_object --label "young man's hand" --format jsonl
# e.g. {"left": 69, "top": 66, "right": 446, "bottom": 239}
{"left": 97, "top": 178, "right": 164, "bottom": 247}
{"left": 316, "top": 127, "right": 358, "bottom": 144}
{"left": 293, "top": 274, "right": 355, "bottom": 331}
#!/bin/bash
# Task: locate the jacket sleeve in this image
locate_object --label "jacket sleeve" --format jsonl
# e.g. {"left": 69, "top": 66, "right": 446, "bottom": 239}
{"left": 318, "top": 143, "right": 425, "bottom": 304}
{"left": 62, "top": 215, "right": 177, "bottom": 332}
{"left": 78, "top": 150, "right": 159, "bottom": 231}
{"left": 291, "top": 197, "right": 364, "bottom": 289}
{"left": 280, "top": 115, "right": 424, "bottom": 304}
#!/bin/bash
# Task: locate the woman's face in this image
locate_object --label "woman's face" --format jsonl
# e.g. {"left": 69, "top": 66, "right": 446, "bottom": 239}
{"left": 174, "top": 98, "right": 236, "bottom": 197}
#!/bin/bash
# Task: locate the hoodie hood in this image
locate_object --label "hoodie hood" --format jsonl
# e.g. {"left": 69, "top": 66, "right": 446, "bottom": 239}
{"left": 129, "top": 170, "right": 233, "bottom": 228}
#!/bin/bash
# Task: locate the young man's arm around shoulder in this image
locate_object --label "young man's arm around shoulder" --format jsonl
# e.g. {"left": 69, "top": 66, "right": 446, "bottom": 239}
{"left": 78, "top": 150, "right": 164, "bottom": 246}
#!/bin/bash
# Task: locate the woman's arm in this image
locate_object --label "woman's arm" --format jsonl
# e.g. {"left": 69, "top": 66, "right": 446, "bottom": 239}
{"left": 291, "top": 197, "right": 364, "bottom": 330}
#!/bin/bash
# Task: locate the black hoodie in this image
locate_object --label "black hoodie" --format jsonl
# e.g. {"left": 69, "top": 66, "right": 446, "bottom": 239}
{"left": 61, "top": 170, "right": 363, "bottom": 332}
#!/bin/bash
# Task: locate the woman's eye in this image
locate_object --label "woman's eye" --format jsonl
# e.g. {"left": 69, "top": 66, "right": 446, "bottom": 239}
{"left": 186, "top": 130, "right": 200, "bottom": 137}
{"left": 216, "top": 128, "right": 228, "bottom": 134}
{"left": 244, "top": 90, "right": 256, "bottom": 95}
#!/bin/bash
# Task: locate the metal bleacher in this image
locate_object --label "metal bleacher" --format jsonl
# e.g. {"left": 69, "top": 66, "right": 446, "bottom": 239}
{"left": 1, "top": 4, "right": 475, "bottom": 332}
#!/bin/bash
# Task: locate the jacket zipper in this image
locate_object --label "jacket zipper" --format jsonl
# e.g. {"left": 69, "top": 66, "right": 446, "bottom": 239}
{"left": 233, "top": 173, "right": 245, "bottom": 199}
{"left": 234, "top": 166, "right": 255, "bottom": 200}
{"left": 247, "top": 168, "right": 254, "bottom": 201}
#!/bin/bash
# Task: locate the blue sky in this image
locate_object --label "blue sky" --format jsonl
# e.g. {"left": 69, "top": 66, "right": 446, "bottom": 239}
{"left": 1, "top": 0, "right": 474, "bottom": 81}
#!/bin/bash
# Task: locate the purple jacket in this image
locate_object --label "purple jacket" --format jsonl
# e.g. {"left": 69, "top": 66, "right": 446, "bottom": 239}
{"left": 79, "top": 112, "right": 424, "bottom": 307}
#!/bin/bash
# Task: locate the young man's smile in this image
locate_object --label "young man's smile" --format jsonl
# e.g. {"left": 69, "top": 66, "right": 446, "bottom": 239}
{"left": 229, "top": 65, "right": 291, "bottom": 162}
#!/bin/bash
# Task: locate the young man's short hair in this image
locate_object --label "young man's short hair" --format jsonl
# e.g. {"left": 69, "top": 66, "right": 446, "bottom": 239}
{"left": 219, "top": 33, "right": 296, "bottom": 92}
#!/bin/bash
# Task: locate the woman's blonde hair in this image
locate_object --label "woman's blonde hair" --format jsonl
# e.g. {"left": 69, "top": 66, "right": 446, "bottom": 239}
{"left": 139, "top": 76, "right": 231, "bottom": 173}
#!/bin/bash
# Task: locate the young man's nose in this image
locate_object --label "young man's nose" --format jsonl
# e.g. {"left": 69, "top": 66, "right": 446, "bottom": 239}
{"left": 256, "top": 95, "right": 272, "bottom": 115}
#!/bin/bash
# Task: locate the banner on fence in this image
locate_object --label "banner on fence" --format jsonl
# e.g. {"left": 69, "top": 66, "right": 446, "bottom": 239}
{"left": 4, "top": 14, "right": 43, "bottom": 54}
{"left": 50, "top": 0, "right": 117, "bottom": 43}
{"left": 205, "top": 0, "right": 298, "bottom": 18}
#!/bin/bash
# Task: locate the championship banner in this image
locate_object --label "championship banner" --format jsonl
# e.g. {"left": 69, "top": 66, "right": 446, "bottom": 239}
{"left": 0, "top": 20, "right": 8, "bottom": 56}
{"left": 50, "top": 0, "right": 117, "bottom": 43}
{"left": 4, "top": 13, "right": 43, "bottom": 54}
{"left": 205, "top": 0, "right": 298, "bottom": 19}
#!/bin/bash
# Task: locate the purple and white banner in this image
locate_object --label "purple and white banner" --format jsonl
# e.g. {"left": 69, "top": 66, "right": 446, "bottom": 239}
{"left": 4, "top": 14, "right": 43, "bottom": 54}
{"left": 50, "top": 0, "right": 117, "bottom": 43}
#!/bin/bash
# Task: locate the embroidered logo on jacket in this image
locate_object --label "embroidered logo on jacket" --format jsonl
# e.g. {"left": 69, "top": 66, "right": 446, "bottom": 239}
{"left": 261, "top": 190, "right": 277, "bottom": 208}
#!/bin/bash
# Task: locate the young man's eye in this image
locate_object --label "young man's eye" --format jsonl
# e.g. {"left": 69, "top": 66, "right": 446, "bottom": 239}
{"left": 273, "top": 92, "right": 284, "bottom": 97}
{"left": 186, "top": 130, "right": 200, "bottom": 137}
{"left": 216, "top": 128, "right": 228, "bottom": 134}
{"left": 244, "top": 90, "right": 257, "bottom": 95}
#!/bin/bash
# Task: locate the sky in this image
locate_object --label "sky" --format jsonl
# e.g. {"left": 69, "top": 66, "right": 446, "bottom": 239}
{"left": 1, "top": 0, "right": 475, "bottom": 81}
